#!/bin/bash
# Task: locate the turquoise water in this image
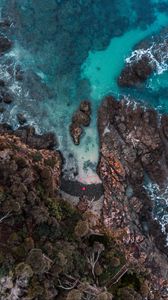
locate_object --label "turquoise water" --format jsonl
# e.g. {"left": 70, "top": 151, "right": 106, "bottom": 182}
{"left": 81, "top": 11, "right": 168, "bottom": 100}
{"left": 0, "top": 0, "right": 168, "bottom": 185}
{"left": 0, "top": 0, "right": 167, "bottom": 235}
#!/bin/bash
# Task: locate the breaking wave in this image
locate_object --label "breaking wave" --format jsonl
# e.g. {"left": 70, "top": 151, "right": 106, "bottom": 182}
{"left": 144, "top": 181, "right": 168, "bottom": 242}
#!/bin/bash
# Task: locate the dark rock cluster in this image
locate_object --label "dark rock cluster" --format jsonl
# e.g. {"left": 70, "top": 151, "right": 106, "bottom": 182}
{"left": 118, "top": 55, "right": 155, "bottom": 87}
{"left": 70, "top": 100, "right": 91, "bottom": 145}
{"left": 0, "top": 34, "right": 12, "bottom": 55}
{"left": 97, "top": 96, "right": 168, "bottom": 299}
{"left": 118, "top": 29, "right": 168, "bottom": 87}
{"left": 0, "top": 124, "right": 57, "bottom": 150}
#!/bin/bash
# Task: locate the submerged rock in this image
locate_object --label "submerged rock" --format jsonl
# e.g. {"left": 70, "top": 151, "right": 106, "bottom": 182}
{"left": 17, "top": 113, "right": 27, "bottom": 125}
{"left": 2, "top": 91, "right": 13, "bottom": 104}
{"left": 118, "top": 54, "right": 155, "bottom": 87}
{"left": 97, "top": 96, "right": 168, "bottom": 298}
{"left": 0, "top": 34, "right": 12, "bottom": 55}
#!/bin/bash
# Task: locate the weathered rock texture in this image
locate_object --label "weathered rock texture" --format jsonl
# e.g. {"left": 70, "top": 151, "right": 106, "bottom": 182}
{"left": 98, "top": 96, "right": 168, "bottom": 299}
{"left": 0, "top": 124, "right": 57, "bottom": 150}
{"left": 118, "top": 30, "right": 168, "bottom": 87}
{"left": 70, "top": 100, "right": 91, "bottom": 145}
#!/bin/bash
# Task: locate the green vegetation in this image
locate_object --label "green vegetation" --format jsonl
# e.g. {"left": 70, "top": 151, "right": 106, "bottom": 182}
{"left": 0, "top": 137, "right": 149, "bottom": 300}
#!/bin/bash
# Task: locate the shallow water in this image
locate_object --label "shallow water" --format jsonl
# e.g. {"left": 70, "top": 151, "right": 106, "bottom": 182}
{"left": 0, "top": 0, "right": 168, "bottom": 230}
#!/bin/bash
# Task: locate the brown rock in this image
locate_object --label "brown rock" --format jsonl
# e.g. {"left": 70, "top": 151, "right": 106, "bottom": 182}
{"left": 70, "top": 123, "right": 83, "bottom": 145}
{"left": 70, "top": 100, "right": 91, "bottom": 145}
{"left": 80, "top": 100, "right": 91, "bottom": 115}
{"left": 72, "top": 110, "right": 90, "bottom": 126}
{"left": 97, "top": 96, "right": 168, "bottom": 298}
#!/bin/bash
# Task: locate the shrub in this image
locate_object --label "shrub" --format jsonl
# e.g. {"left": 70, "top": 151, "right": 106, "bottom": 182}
{"left": 96, "top": 291, "right": 113, "bottom": 300}
{"left": 66, "top": 289, "right": 83, "bottom": 300}
{"left": 75, "top": 220, "right": 89, "bottom": 238}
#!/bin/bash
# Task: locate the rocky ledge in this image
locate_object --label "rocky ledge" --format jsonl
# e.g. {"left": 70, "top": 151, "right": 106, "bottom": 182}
{"left": 97, "top": 96, "right": 168, "bottom": 299}
{"left": 70, "top": 100, "right": 91, "bottom": 145}
{"left": 0, "top": 123, "right": 57, "bottom": 150}
{"left": 118, "top": 29, "right": 168, "bottom": 87}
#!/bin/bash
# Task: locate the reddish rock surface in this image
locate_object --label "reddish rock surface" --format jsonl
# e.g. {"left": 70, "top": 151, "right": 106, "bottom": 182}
{"left": 97, "top": 96, "right": 168, "bottom": 299}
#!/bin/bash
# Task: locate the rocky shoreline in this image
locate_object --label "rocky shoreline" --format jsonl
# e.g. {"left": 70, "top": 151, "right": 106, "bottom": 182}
{"left": 0, "top": 96, "right": 168, "bottom": 299}
{"left": 70, "top": 101, "right": 91, "bottom": 145}
{"left": 0, "top": 14, "right": 167, "bottom": 300}
{"left": 97, "top": 96, "right": 168, "bottom": 298}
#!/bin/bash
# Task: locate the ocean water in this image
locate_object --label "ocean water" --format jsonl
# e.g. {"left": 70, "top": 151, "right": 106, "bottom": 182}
{"left": 0, "top": 1, "right": 168, "bottom": 231}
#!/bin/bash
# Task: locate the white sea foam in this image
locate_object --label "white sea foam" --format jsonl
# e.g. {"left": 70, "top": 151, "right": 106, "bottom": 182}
{"left": 144, "top": 182, "right": 168, "bottom": 243}
{"left": 126, "top": 40, "right": 168, "bottom": 75}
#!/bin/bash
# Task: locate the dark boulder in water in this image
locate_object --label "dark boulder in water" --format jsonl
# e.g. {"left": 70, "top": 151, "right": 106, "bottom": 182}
{"left": 69, "top": 122, "right": 83, "bottom": 145}
{"left": 2, "top": 91, "right": 13, "bottom": 104}
{"left": 118, "top": 54, "right": 155, "bottom": 87}
{"left": 118, "top": 29, "right": 168, "bottom": 87}
{"left": 72, "top": 110, "right": 90, "bottom": 127}
{"left": 17, "top": 113, "right": 27, "bottom": 125}
{"left": 70, "top": 100, "right": 91, "bottom": 145}
{"left": 0, "top": 34, "right": 12, "bottom": 55}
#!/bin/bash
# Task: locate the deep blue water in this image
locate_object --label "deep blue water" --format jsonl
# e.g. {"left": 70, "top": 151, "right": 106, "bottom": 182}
{"left": 0, "top": 0, "right": 168, "bottom": 233}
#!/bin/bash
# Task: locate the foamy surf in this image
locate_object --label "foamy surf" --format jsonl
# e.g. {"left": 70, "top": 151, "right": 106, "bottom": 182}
{"left": 144, "top": 181, "right": 168, "bottom": 243}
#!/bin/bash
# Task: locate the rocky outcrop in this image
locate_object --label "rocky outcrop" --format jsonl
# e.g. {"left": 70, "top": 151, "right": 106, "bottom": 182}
{"left": 118, "top": 30, "right": 168, "bottom": 87}
{"left": 118, "top": 54, "right": 155, "bottom": 87}
{"left": 97, "top": 96, "right": 168, "bottom": 299}
{"left": 70, "top": 101, "right": 91, "bottom": 145}
{"left": 0, "top": 124, "right": 57, "bottom": 150}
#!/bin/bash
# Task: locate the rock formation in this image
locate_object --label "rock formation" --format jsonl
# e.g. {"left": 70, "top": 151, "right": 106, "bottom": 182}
{"left": 0, "top": 124, "right": 57, "bottom": 150}
{"left": 70, "top": 100, "right": 91, "bottom": 145}
{"left": 97, "top": 96, "right": 168, "bottom": 299}
{"left": 118, "top": 29, "right": 168, "bottom": 87}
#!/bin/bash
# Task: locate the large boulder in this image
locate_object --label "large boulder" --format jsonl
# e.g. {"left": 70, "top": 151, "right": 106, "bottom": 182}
{"left": 70, "top": 100, "right": 91, "bottom": 145}
{"left": 118, "top": 54, "right": 155, "bottom": 87}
